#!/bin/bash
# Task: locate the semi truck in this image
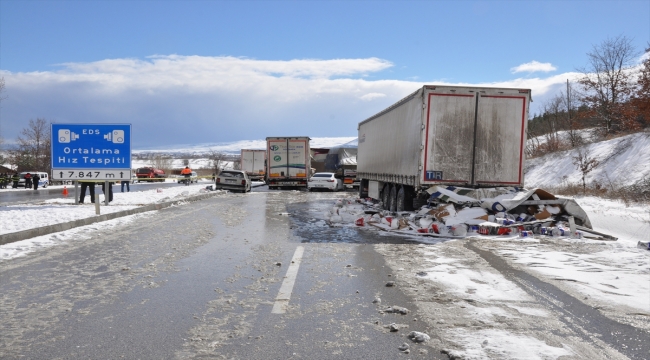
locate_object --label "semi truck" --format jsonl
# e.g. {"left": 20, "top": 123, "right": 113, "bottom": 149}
{"left": 357, "top": 85, "right": 531, "bottom": 212}
{"left": 240, "top": 149, "right": 266, "bottom": 181}
{"left": 266, "top": 137, "right": 311, "bottom": 190}
{"left": 323, "top": 138, "right": 359, "bottom": 188}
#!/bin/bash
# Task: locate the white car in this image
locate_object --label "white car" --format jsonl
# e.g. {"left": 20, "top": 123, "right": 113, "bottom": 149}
{"left": 308, "top": 172, "right": 344, "bottom": 192}
{"left": 178, "top": 171, "right": 198, "bottom": 184}
{"left": 215, "top": 170, "right": 251, "bottom": 193}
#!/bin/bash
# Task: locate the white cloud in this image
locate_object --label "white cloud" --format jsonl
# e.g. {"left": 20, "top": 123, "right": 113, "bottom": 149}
{"left": 1, "top": 55, "right": 582, "bottom": 147}
{"left": 359, "top": 93, "right": 386, "bottom": 101}
{"left": 510, "top": 61, "right": 557, "bottom": 74}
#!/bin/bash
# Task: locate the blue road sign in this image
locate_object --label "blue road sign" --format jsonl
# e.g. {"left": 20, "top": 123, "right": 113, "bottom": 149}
{"left": 51, "top": 124, "right": 132, "bottom": 180}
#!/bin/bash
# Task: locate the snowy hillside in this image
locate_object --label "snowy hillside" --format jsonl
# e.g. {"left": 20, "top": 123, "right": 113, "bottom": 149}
{"left": 134, "top": 137, "right": 357, "bottom": 155}
{"left": 525, "top": 132, "right": 650, "bottom": 189}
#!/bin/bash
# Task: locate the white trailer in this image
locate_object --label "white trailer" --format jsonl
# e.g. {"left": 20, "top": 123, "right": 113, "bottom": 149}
{"left": 240, "top": 149, "right": 266, "bottom": 181}
{"left": 357, "top": 85, "right": 531, "bottom": 211}
{"left": 266, "top": 137, "right": 311, "bottom": 190}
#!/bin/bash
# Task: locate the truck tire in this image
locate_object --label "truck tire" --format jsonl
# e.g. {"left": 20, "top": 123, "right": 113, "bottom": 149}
{"left": 397, "top": 186, "right": 415, "bottom": 212}
{"left": 396, "top": 187, "right": 407, "bottom": 212}
{"left": 389, "top": 185, "right": 398, "bottom": 212}
{"left": 382, "top": 184, "right": 391, "bottom": 210}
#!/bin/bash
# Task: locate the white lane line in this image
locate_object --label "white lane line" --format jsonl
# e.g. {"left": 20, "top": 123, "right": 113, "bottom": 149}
{"left": 271, "top": 246, "right": 304, "bottom": 314}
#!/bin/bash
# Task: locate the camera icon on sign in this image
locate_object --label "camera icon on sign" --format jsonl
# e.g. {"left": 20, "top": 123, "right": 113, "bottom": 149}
{"left": 104, "top": 130, "right": 125, "bottom": 144}
{"left": 58, "top": 129, "right": 79, "bottom": 143}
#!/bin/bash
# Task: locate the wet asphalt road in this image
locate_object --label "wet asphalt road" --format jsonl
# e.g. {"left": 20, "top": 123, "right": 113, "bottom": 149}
{"left": 0, "top": 188, "right": 444, "bottom": 360}
{"left": 1, "top": 187, "right": 648, "bottom": 359}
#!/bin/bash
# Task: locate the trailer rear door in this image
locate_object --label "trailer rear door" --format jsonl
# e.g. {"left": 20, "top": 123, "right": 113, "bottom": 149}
{"left": 422, "top": 90, "right": 476, "bottom": 184}
{"left": 267, "top": 138, "right": 309, "bottom": 179}
{"left": 473, "top": 93, "right": 528, "bottom": 186}
{"left": 422, "top": 87, "right": 529, "bottom": 187}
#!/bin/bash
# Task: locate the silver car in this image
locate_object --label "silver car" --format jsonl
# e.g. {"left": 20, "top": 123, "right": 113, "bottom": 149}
{"left": 215, "top": 170, "right": 251, "bottom": 193}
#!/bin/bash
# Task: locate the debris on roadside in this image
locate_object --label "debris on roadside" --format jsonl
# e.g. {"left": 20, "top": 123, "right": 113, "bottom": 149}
{"left": 407, "top": 331, "right": 430, "bottom": 343}
{"left": 398, "top": 343, "right": 410, "bottom": 352}
{"left": 327, "top": 186, "right": 618, "bottom": 241}
{"left": 380, "top": 306, "right": 410, "bottom": 315}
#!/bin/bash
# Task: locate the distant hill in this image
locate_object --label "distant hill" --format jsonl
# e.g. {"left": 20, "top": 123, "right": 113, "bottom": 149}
{"left": 134, "top": 137, "right": 357, "bottom": 155}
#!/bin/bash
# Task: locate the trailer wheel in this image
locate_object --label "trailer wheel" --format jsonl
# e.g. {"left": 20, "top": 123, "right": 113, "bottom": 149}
{"left": 397, "top": 186, "right": 415, "bottom": 212}
{"left": 389, "top": 185, "right": 398, "bottom": 212}
{"left": 396, "top": 187, "right": 407, "bottom": 212}
{"left": 381, "top": 184, "right": 391, "bottom": 210}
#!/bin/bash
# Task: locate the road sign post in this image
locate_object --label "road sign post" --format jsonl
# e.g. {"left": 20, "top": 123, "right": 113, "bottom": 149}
{"left": 51, "top": 124, "right": 132, "bottom": 205}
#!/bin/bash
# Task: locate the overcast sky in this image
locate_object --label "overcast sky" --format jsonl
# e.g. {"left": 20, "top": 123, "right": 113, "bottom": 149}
{"left": 1, "top": 0, "right": 649, "bottom": 149}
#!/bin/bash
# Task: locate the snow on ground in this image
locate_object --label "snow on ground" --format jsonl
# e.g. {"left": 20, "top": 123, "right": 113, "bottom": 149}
{"left": 0, "top": 180, "right": 262, "bottom": 260}
{"left": 486, "top": 196, "right": 650, "bottom": 314}
{"left": 324, "top": 194, "right": 649, "bottom": 358}
{"left": 525, "top": 132, "right": 650, "bottom": 188}
{"left": 445, "top": 329, "right": 572, "bottom": 360}
{"left": 0, "top": 183, "right": 209, "bottom": 235}
{"left": 323, "top": 195, "right": 650, "bottom": 316}
{"left": 0, "top": 212, "right": 155, "bottom": 261}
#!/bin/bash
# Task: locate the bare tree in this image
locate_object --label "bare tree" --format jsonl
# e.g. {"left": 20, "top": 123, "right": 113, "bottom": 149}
{"left": 572, "top": 146, "right": 599, "bottom": 194}
{"left": 9, "top": 118, "right": 52, "bottom": 172}
{"left": 540, "top": 95, "right": 564, "bottom": 151}
{"left": 207, "top": 150, "right": 227, "bottom": 176}
{"left": 560, "top": 81, "right": 584, "bottom": 148}
{"left": 633, "top": 46, "right": 650, "bottom": 127}
{"left": 577, "top": 35, "right": 640, "bottom": 135}
{"left": 153, "top": 154, "right": 174, "bottom": 174}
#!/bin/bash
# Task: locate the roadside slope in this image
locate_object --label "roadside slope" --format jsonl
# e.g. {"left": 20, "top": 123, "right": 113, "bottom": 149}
{"left": 525, "top": 132, "right": 650, "bottom": 189}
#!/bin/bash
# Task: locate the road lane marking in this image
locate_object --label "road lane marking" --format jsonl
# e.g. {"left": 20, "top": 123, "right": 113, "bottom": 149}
{"left": 272, "top": 246, "right": 304, "bottom": 314}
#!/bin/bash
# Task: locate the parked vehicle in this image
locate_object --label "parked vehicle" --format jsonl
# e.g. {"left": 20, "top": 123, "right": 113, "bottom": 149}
{"left": 17, "top": 171, "right": 49, "bottom": 188}
{"left": 357, "top": 85, "right": 531, "bottom": 212}
{"left": 178, "top": 171, "right": 198, "bottom": 184}
{"left": 323, "top": 138, "right": 359, "bottom": 188}
{"left": 135, "top": 167, "right": 166, "bottom": 182}
{"left": 308, "top": 172, "right": 344, "bottom": 192}
{"left": 215, "top": 170, "right": 251, "bottom": 193}
{"left": 240, "top": 149, "right": 266, "bottom": 181}
{"left": 265, "top": 137, "right": 311, "bottom": 190}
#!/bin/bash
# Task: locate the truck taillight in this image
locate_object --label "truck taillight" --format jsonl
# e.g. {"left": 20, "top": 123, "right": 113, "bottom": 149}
{"left": 241, "top": 180, "right": 246, "bottom": 186}
{"left": 217, "top": 178, "right": 221, "bottom": 183}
